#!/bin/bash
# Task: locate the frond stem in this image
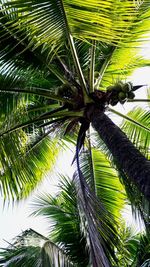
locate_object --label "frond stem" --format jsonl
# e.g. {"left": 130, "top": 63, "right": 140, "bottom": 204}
{"left": 95, "top": 47, "right": 115, "bottom": 89}
{"left": 128, "top": 99, "right": 150, "bottom": 102}
{"left": 47, "top": 64, "right": 68, "bottom": 84}
{"left": 59, "top": 0, "right": 89, "bottom": 103}
{"left": 0, "top": 88, "right": 73, "bottom": 104}
{"left": 0, "top": 110, "right": 83, "bottom": 136}
{"left": 89, "top": 40, "right": 96, "bottom": 93}
{"left": 87, "top": 129, "right": 96, "bottom": 195}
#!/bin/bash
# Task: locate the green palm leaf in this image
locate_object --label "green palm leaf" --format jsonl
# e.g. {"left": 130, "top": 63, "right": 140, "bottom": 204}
{"left": 131, "top": 233, "right": 150, "bottom": 266}
{"left": 32, "top": 171, "right": 124, "bottom": 266}
{"left": 0, "top": 229, "right": 74, "bottom": 267}
{"left": 92, "top": 148, "right": 125, "bottom": 217}
{"left": 121, "top": 107, "right": 150, "bottom": 158}
{"left": 0, "top": 131, "right": 59, "bottom": 200}
{"left": 79, "top": 139, "right": 126, "bottom": 217}
{"left": 115, "top": 223, "right": 141, "bottom": 266}
{"left": 31, "top": 177, "right": 90, "bottom": 266}
{"left": 2, "top": 0, "right": 150, "bottom": 49}
{"left": 101, "top": 50, "right": 150, "bottom": 89}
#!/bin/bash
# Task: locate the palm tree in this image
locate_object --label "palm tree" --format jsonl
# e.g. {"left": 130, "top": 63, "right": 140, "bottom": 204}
{"left": 0, "top": 177, "right": 150, "bottom": 267}
{"left": 1, "top": 0, "right": 150, "bottom": 266}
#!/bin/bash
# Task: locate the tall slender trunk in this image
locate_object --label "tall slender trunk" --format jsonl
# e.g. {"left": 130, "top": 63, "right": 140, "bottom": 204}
{"left": 91, "top": 110, "right": 150, "bottom": 200}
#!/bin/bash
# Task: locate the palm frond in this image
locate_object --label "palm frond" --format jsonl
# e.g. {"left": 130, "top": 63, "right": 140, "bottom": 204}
{"left": 109, "top": 108, "right": 150, "bottom": 136}
{"left": 115, "top": 223, "right": 141, "bottom": 266}
{"left": 31, "top": 177, "right": 90, "bottom": 267}
{"left": 121, "top": 107, "right": 150, "bottom": 158}
{"left": 0, "top": 229, "right": 74, "bottom": 267}
{"left": 65, "top": 0, "right": 150, "bottom": 44}
{"left": 100, "top": 49, "right": 150, "bottom": 89}
{"left": 1, "top": 0, "right": 150, "bottom": 54}
{"left": 80, "top": 147, "right": 125, "bottom": 219}
{"left": 0, "top": 58, "right": 65, "bottom": 123}
{"left": 76, "top": 169, "right": 124, "bottom": 265}
{"left": 131, "top": 233, "right": 150, "bottom": 266}
{"left": 0, "top": 0, "right": 66, "bottom": 55}
{"left": 0, "top": 97, "right": 71, "bottom": 200}
{"left": 141, "top": 260, "right": 150, "bottom": 267}
{"left": 0, "top": 131, "right": 60, "bottom": 200}
{"left": 74, "top": 126, "right": 123, "bottom": 266}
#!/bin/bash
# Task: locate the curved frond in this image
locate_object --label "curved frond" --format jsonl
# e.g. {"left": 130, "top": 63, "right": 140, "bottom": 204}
{"left": 0, "top": 95, "right": 70, "bottom": 200}
{"left": 131, "top": 233, "right": 150, "bottom": 266}
{"left": 65, "top": 0, "right": 150, "bottom": 44}
{"left": 121, "top": 107, "right": 150, "bottom": 158}
{"left": 0, "top": 229, "right": 74, "bottom": 267}
{"left": 79, "top": 134, "right": 126, "bottom": 217}
{"left": 0, "top": 131, "right": 60, "bottom": 200}
{"left": 115, "top": 223, "right": 140, "bottom": 266}
{"left": 91, "top": 148, "right": 125, "bottom": 217}
{"left": 1, "top": 0, "right": 150, "bottom": 55}
{"left": 0, "top": 0, "right": 67, "bottom": 56}
{"left": 101, "top": 49, "right": 150, "bottom": 89}
{"left": 31, "top": 177, "right": 90, "bottom": 267}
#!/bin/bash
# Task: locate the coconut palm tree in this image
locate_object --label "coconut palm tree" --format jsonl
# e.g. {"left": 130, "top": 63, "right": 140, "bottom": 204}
{"left": 1, "top": 0, "right": 150, "bottom": 266}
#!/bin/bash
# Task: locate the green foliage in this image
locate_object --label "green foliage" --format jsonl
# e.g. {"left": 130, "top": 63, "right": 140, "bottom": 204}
{"left": 1, "top": 178, "right": 150, "bottom": 266}
{"left": 0, "top": 131, "right": 60, "bottom": 199}
{"left": 80, "top": 147, "right": 125, "bottom": 218}
{"left": 0, "top": 0, "right": 150, "bottom": 266}
{"left": 0, "top": 229, "right": 74, "bottom": 267}
{"left": 121, "top": 107, "right": 150, "bottom": 158}
{"left": 31, "top": 177, "right": 90, "bottom": 266}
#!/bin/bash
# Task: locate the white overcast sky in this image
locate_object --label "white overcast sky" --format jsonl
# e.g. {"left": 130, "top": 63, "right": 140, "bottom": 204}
{"left": 0, "top": 44, "right": 150, "bottom": 248}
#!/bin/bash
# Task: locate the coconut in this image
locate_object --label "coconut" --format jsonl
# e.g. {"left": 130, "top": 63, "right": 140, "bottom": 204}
{"left": 94, "top": 71, "right": 100, "bottom": 78}
{"left": 128, "top": 91, "right": 135, "bottom": 99}
{"left": 122, "top": 82, "right": 132, "bottom": 93}
{"left": 122, "top": 83, "right": 130, "bottom": 93}
{"left": 118, "top": 91, "right": 126, "bottom": 100}
{"left": 110, "top": 99, "right": 118, "bottom": 106}
{"left": 113, "top": 82, "right": 123, "bottom": 92}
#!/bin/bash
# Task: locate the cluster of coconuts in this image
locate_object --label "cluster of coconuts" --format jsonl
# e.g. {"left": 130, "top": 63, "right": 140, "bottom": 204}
{"left": 106, "top": 81, "right": 135, "bottom": 106}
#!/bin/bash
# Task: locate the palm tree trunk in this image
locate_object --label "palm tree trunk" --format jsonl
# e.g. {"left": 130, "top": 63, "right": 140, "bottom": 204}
{"left": 91, "top": 110, "right": 150, "bottom": 200}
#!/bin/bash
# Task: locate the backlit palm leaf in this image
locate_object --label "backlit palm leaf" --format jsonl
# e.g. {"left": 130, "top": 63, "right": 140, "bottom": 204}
{"left": 101, "top": 50, "right": 150, "bottom": 89}
{"left": 1, "top": 0, "right": 150, "bottom": 51}
{"left": 115, "top": 223, "right": 150, "bottom": 267}
{"left": 130, "top": 233, "right": 150, "bottom": 266}
{"left": 0, "top": 130, "right": 60, "bottom": 200}
{"left": 32, "top": 175, "right": 125, "bottom": 266}
{"left": 121, "top": 107, "right": 150, "bottom": 159}
{"left": 65, "top": 0, "right": 150, "bottom": 44}
{"left": 88, "top": 148, "right": 125, "bottom": 217}
{"left": 31, "top": 177, "right": 90, "bottom": 266}
{"left": 0, "top": 229, "right": 74, "bottom": 267}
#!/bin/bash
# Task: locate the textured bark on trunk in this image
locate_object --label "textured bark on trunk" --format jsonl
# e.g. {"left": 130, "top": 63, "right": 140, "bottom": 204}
{"left": 91, "top": 110, "right": 150, "bottom": 200}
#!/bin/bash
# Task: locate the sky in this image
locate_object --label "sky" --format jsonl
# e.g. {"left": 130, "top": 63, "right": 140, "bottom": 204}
{"left": 0, "top": 51, "right": 150, "bottom": 248}
{"left": 0, "top": 149, "right": 75, "bottom": 248}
